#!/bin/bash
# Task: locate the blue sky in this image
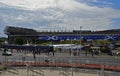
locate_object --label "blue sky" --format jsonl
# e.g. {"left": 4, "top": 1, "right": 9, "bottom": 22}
{"left": 0, "top": 0, "right": 120, "bottom": 37}
{"left": 107, "top": 0, "right": 120, "bottom": 9}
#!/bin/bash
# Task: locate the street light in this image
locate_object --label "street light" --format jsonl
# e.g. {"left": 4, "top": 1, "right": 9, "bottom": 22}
{"left": 70, "top": 37, "right": 73, "bottom": 76}
{"left": 80, "top": 26, "right": 83, "bottom": 45}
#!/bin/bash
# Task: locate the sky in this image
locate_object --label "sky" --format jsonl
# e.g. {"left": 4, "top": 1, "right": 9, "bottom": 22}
{"left": 0, "top": 0, "right": 120, "bottom": 37}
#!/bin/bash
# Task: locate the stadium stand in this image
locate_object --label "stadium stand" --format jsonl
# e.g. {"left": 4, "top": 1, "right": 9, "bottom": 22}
{"left": 4, "top": 26, "right": 120, "bottom": 44}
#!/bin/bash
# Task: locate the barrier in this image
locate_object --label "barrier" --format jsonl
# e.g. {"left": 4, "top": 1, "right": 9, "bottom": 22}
{"left": 29, "top": 69, "right": 44, "bottom": 76}
{"left": 59, "top": 71, "right": 70, "bottom": 76}
{"left": 59, "top": 68, "right": 71, "bottom": 76}
{"left": 1, "top": 61, "right": 120, "bottom": 71}
{"left": 6, "top": 70, "right": 18, "bottom": 75}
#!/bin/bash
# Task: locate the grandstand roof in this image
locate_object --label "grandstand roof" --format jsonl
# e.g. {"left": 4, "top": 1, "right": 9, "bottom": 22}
{"left": 4, "top": 26, "right": 38, "bottom": 35}
{"left": 4, "top": 26, "right": 120, "bottom": 35}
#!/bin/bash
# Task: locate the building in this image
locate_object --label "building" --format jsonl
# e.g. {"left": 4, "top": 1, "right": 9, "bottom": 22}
{"left": 4, "top": 26, "right": 120, "bottom": 44}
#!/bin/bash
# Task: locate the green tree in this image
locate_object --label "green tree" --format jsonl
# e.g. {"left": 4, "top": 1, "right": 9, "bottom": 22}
{"left": 0, "top": 37, "right": 7, "bottom": 44}
{"left": 15, "top": 37, "right": 24, "bottom": 45}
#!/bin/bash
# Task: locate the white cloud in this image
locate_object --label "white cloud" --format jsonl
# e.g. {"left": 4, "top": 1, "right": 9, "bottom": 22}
{"left": 80, "top": 0, "right": 113, "bottom": 5}
{"left": 0, "top": 0, "right": 104, "bottom": 11}
{"left": 0, "top": 0, "right": 120, "bottom": 32}
{"left": 0, "top": 0, "right": 52, "bottom": 10}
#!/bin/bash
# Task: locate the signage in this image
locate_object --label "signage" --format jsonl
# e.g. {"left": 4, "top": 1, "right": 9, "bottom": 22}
{"left": 39, "top": 35, "right": 119, "bottom": 41}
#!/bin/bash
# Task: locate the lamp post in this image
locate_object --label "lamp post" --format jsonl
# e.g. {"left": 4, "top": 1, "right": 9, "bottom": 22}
{"left": 80, "top": 26, "right": 83, "bottom": 45}
{"left": 70, "top": 37, "right": 73, "bottom": 76}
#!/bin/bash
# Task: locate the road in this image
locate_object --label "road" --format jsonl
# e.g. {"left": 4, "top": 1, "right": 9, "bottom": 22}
{"left": 0, "top": 51, "right": 120, "bottom": 67}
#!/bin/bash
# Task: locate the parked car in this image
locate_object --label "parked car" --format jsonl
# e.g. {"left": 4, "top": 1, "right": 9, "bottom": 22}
{"left": 2, "top": 51, "right": 12, "bottom": 56}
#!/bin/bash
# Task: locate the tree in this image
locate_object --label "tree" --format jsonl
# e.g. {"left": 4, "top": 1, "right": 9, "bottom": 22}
{"left": 15, "top": 37, "right": 24, "bottom": 45}
{"left": 0, "top": 37, "right": 7, "bottom": 44}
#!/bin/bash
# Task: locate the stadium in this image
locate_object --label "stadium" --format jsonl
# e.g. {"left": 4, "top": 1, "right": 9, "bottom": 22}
{"left": 4, "top": 26, "right": 120, "bottom": 44}
{"left": 0, "top": 26, "right": 120, "bottom": 76}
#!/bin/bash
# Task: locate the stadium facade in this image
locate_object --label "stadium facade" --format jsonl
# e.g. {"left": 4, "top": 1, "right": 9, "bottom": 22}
{"left": 4, "top": 26, "right": 120, "bottom": 44}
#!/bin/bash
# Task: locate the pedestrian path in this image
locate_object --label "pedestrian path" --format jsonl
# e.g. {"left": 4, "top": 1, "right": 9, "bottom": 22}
{"left": 1, "top": 68, "right": 97, "bottom": 76}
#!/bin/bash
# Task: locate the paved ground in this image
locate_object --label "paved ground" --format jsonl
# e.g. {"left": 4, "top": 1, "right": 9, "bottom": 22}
{"left": 0, "top": 67, "right": 120, "bottom": 76}
{"left": 0, "top": 51, "right": 120, "bottom": 66}
{"left": 0, "top": 52, "right": 120, "bottom": 66}
{"left": 0, "top": 69, "right": 97, "bottom": 76}
{"left": 0, "top": 50, "right": 120, "bottom": 76}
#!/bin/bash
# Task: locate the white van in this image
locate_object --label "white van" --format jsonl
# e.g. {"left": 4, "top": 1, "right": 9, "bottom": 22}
{"left": 2, "top": 51, "right": 12, "bottom": 56}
